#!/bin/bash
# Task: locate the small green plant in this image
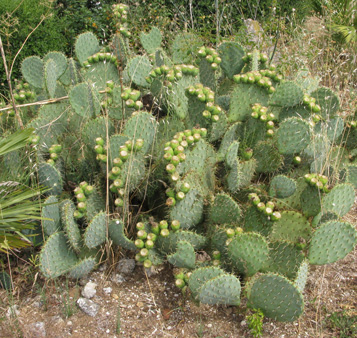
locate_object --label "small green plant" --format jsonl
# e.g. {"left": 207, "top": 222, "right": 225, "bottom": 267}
{"left": 326, "top": 311, "right": 357, "bottom": 338}
{"left": 247, "top": 309, "right": 264, "bottom": 337}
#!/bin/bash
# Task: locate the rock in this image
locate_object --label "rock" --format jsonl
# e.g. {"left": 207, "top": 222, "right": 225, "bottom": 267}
{"left": 111, "top": 273, "right": 126, "bottom": 283}
{"left": 116, "top": 258, "right": 135, "bottom": 275}
{"left": 82, "top": 281, "right": 97, "bottom": 299}
{"left": 240, "top": 320, "right": 247, "bottom": 327}
{"left": 6, "top": 305, "right": 20, "bottom": 318}
{"left": 24, "top": 322, "right": 46, "bottom": 338}
{"left": 77, "top": 297, "right": 100, "bottom": 317}
{"left": 103, "top": 287, "right": 112, "bottom": 295}
{"left": 243, "top": 19, "right": 264, "bottom": 44}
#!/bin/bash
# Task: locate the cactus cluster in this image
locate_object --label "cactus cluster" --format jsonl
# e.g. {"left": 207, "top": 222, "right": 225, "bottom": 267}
{"left": 2, "top": 2, "right": 356, "bottom": 325}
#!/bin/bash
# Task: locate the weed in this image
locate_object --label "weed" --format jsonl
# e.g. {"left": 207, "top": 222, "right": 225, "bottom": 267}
{"left": 246, "top": 308, "right": 264, "bottom": 337}
{"left": 326, "top": 311, "right": 357, "bottom": 338}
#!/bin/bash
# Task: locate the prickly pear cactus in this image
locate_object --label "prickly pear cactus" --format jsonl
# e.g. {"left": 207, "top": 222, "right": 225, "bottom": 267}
{"left": 4, "top": 2, "right": 355, "bottom": 324}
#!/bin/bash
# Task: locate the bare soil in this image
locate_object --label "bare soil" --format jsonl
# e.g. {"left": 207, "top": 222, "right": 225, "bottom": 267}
{"left": 1, "top": 205, "right": 356, "bottom": 338}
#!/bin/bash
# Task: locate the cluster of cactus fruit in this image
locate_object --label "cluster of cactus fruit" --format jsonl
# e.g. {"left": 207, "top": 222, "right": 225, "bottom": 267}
{"left": 2, "top": 2, "right": 356, "bottom": 324}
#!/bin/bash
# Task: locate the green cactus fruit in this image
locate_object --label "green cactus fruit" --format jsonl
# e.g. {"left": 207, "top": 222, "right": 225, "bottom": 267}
{"left": 39, "top": 232, "right": 78, "bottom": 279}
{"left": 308, "top": 220, "right": 357, "bottom": 265}
{"left": 269, "top": 175, "right": 297, "bottom": 198}
{"left": 167, "top": 240, "right": 196, "bottom": 269}
{"left": 41, "top": 195, "right": 61, "bottom": 236}
{"left": 270, "top": 211, "right": 311, "bottom": 243}
{"left": 227, "top": 232, "right": 269, "bottom": 277}
{"left": 108, "top": 219, "right": 136, "bottom": 251}
{"left": 246, "top": 273, "right": 304, "bottom": 322}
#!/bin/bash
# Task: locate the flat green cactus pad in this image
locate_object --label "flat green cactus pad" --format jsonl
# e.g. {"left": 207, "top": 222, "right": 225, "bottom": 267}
{"left": 244, "top": 206, "right": 274, "bottom": 237}
{"left": 171, "top": 33, "right": 203, "bottom": 64}
{"left": 44, "top": 51, "right": 68, "bottom": 78}
{"left": 140, "top": 26, "right": 162, "bottom": 54}
{"left": 322, "top": 183, "right": 355, "bottom": 217}
{"left": 300, "top": 185, "right": 322, "bottom": 218}
{"left": 269, "top": 175, "right": 296, "bottom": 198}
{"left": 198, "top": 274, "right": 241, "bottom": 306}
{"left": 84, "top": 212, "right": 107, "bottom": 249}
{"left": 247, "top": 273, "right": 304, "bottom": 322}
{"left": 39, "top": 232, "right": 78, "bottom": 279}
{"left": 44, "top": 59, "right": 58, "bottom": 98}
{"left": 125, "top": 56, "right": 152, "bottom": 88}
{"left": 123, "top": 112, "right": 157, "bottom": 154}
{"left": 199, "top": 58, "right": 216, "bottom": 91}
{"left": 41, "top": 195, "right": 61, "bottom": 236}
{"left": 69, "top": 82, "right": 101, "bottom": 118}
{"left": 217, "top": 123, "right": 240, "bottom": 162}
{"left": 167, "top": 240, "right": 196, "bottom": 269}
{"left": 308, "top": 220, "right": 357, "bottom": 265}
{"left": 38, "top": 163, "right": 63, "bottom": 196}
{"left": 209, "top": 193, "right": 241, "bottom": 225}
{"left": 254, "top": 140, "right": 283, "bottom": 173}
{"left": 218, "top": 41, "right": 245, "bottom": 79}
{"left": 270, "top": 211, "right": 311, "bottom": 243}
{"left": 68, "top": 256, "right": 97, "bottom": 279}
{"left": 75, "top": 32, "right": 100, "bottom": 65}
{"left": 228, "top": 232, "right": 269, "bottom": 276}
{"left": 269, "top": 81, "right": 304, "bottom": 107}
{"left": 264, "top": 241, "right": 305, "bottom": 280}
{"left": 81, "top": 117, "right": 114, "bottom": 150}
{"left": 275, "top": 177, "right": 308, "bottom": 211}
{"left": 229, "top": 84, "right": 269, "bottom": 122}
{"left": 156, "top": 230, "right": 207, "bottom": 255}
{"left": 226, "top": 158, "right": 240, "bottom": 193}
{"left": 311, "top": 87, "right": 340, "bottom": 118}
{"left": 225, "top": 141, "right": 239, "bottom": 169}
{"left": 21, "top": 56, "right": 44, "bottom": 88}
{"left": 108, "top": 219, "right": 136, "bottom": 251}
{"left": 188, "top": 266, "right": 225, "bottom": 298}
{"left": 61, "top": 201, "right": 81, "bottom": 253}
{"left": 346, "top": 164, "right": 357, "bottom": 188}
{"left": 276, "top": 117, "right": 311, "bottom": 155}
{"left": 294, "top": 260, "right": 309, "bottom": 293}
{"left": 84, "top": 62, "right": 120, "bottom": 91}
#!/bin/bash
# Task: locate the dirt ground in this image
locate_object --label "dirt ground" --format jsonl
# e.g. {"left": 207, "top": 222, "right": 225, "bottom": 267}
{"left": 1, "top": 205, "right": 356, "bottom": 338}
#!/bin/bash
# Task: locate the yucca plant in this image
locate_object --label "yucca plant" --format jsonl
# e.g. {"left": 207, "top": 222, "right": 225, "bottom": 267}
{"left": 0, "top": 128, "right": 44, "bottom": 253}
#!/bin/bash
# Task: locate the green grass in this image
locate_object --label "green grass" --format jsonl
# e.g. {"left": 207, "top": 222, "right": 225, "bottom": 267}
{"left": 326, "top": 311, "right": 357, "bottom": 338}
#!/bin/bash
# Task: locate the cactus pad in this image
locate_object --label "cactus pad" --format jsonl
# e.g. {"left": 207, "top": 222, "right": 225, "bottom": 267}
{"left": 69, "top": 82, "right": 101, "bottom": 118}
{"left": 269, "top": 175, "right": 296, "bottom": 198}
{"left": 311, "top": 87, "right": 340, "bottom": 118}
{"left": 247, "top": 273, "right": 304, "bottom": 322}
{"left": 21, "top": 56, "right": 44, "bottom": 88}
{"left": 39, "top": 232, "right": 78, "bottom": 279}
{"left": 228, "top": 232, "right": 269, "bottom": 276}
{"left": 308, "top": 220, "right": 357, "bottom": 265}
{"left": 270, "top": 211, "right": 311, "bottom": 242}
{"left": 75, "top": 32, "right": 100, "bottom": 65}
{"left": 209, "top": 193, "right": 241, "bottom": 224}
{"left": 38, "top": 163, "right": 63, "bottom": 195}
{"left": 108, "top": 219, "right": 136, "bottom": 251}
{"left": 167, "top": 240, "right": 196, "bottom": 269}
{"left": 41, "top": 195, "right": 61, "bottom": 236}
{"left": 198, "top": 274, "right": 241, "bottom": 306}
{"left": 322, "top": 183, "right": 355, "bottom": 217}
{"left": 126, "top": 56, "right": 152, "bottom": 88}
{"left": 84, "top": 212, "right": 107, "bottom": 249}
{"left": 269, "top": 81, "right": 304, "bottom": 107}
{"left": 140, "top": 27, "right": 162, "bottom": 54}
{"left": 218, "top": 42, "right": 245, "bottom": 79}
{"left": 276, "top": 117, "right": 311, "bottom": 155}
{"left": 68, "top": 256, "right": 97, "bottom": 279}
